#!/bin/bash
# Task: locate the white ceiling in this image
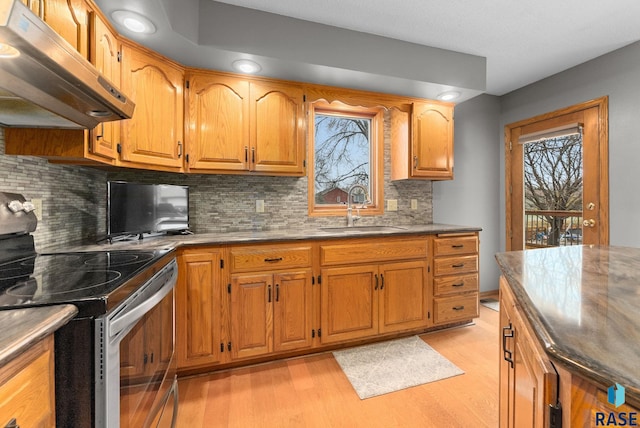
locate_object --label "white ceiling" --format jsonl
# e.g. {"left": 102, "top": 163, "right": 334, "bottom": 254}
{"left": 95, "top": 0, "right": 640, "bottom": 100}
{"left": 213, "top": 0, "right": 640, "bottom": 95}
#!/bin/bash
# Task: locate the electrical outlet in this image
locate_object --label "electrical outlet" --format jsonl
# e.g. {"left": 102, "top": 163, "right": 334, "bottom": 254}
{"left": 411, "top": 199, "right": 418, "bottom": 210}
{"left": 387, "top": 199, "right": 398, "bottom": 211}
{"left": 256, "top": 199, "right": 265, "bottom": 213}
{"left": 32, "top": 198, "right": 43, "bottom": 220}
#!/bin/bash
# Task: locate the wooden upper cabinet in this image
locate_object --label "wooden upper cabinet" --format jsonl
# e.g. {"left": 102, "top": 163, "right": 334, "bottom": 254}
{"left": 250, "top": 80, "right": 305, "bottom": 175}
{"left": 88, "top": 11, "right": 120, "bottom": 161}
{"left": 186, "top": 72, "right": 250, "bottom": 171}
{"left": 120, "top": 42, "right": 185, "bottom": 170}
{"left": 25, "top": 0, "right": 90, "bottom": 58}
{"left": 185, "top": 72, "right": 305, "bottom": 176}
{"left": 391, "top": 101, "right": 454, "bottom": 180}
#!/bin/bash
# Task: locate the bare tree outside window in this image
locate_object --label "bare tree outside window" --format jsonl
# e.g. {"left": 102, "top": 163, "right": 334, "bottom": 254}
{"left": 314, "top": 114, "right": 371, "bottom": 205}
{"left": 523, "top": 134, "right": 583, "bottom": 246}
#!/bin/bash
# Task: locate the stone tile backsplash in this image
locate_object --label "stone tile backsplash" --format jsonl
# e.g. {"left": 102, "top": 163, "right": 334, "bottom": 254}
{"left": 1, "top": 108, "right": 433, "bottom": 248}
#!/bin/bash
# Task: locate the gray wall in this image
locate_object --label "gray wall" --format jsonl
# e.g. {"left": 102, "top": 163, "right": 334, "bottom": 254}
{"left": 433, "top": 94, "right": 502, "bottom": 292}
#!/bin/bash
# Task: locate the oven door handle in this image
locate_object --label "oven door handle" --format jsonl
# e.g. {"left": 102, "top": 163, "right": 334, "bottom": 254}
{"left": 109, "top": 261, "right": 177, "bottom": 338}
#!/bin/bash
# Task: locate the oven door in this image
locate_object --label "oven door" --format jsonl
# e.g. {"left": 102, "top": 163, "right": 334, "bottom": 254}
{"left": 95, "top": 259, "right": 178, "bottom": 428}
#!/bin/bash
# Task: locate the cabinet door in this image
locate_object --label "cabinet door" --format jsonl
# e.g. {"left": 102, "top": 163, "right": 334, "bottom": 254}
{"left": 250, "top": 81, "right": 305, "bottom": 175}
{"left": 500, "top": 278, "right": 559, "bottom": 428}
{"left": 273, "top": 270, "right": 313, "bottom": 352}
{"left": 412, "top": 102, "right": 453, "bottom": 179}
{"left": 120, "top": 44, "right": 184, "bottom": 169}
{"left": 230, "top": 273, "right": 273, "bottom": 359}
{"left": 320, "top": 265, "right": 378, "bottom": 344}
{"left": 379, "top": 260, "right": 430, "bottom": 333}
{"left": 176, "top": 251, "right": 223, "bottom": 369}
{"left": 88, "top": 12, "right": 120, "bottom": 160}
{"left": 30, "top": 0, "right": 89, "bottom": 57}
{"left": 119, "top": 317, "right": 147, "bottom": 378}
{"left": 186, "top": 73, "right": 249, "bottom": 172}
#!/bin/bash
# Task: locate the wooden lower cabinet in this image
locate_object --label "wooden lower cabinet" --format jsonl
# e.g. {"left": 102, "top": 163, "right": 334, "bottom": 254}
{"left": 320, "top": 259, "right": 429, "bottom": 344}
{"left": 499, "top": 276, "right": 559, "bottom": 428}
{"left": 0, "top": 335, "right": 56, "bottom": 428}
{"left": 176, "top": 250, "right": 223, "bottom": 369}
{"left": 229, "top": 269, "right": 313, "bottom": 360}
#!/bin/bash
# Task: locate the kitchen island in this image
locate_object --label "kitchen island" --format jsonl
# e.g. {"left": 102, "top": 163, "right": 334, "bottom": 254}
{"left": 496, "top": 245, "right": 640, "bottom": 427}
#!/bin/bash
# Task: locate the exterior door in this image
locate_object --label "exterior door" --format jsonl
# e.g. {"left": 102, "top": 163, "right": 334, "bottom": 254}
{"left": 505, "top": 97, "right": 609, "bottom": 250}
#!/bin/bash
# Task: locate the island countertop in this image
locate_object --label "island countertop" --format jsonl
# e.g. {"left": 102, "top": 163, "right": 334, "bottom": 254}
{"left": 495, "top": 245, "right": 640, "bottom": 405}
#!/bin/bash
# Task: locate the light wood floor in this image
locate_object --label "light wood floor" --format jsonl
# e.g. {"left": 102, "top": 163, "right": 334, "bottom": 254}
{"left": 177, "top": 305, "right": 500, "bottom": 427}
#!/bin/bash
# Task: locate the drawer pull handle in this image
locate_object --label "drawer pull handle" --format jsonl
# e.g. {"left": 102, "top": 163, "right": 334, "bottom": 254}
{"left": 452, "top": 282, "right": 465, "bottom": 287}
{"left": 451, "top": 244, "right": 464, "bottom": 249}
{"left": 452, "top": 305, "right": 465, "bottom": 311}
{"left": 503, "top": 323, "right": 514, "bottom": 368}
{"left": 264, "top": 257, "right": 283, "bottom": 263}
{"left": 452, "top": 263, "right": 465, "bottom": 268}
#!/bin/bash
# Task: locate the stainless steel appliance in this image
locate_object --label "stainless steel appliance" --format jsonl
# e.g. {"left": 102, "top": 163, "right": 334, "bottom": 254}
{"left": 0, "top": 192, "right": 178, "bottom": 427}
{"left": 0, "top": 0, "right": 135, "bottom": 128}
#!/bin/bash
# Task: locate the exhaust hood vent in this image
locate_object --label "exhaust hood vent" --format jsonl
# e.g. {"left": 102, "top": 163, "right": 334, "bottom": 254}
{"left": 0, "top": 0, "right": 135, "bottom": 129}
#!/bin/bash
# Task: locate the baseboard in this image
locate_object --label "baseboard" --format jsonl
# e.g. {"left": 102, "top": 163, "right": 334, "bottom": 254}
{"left": 479, "top": 289, "right": 499, "bottom": 300}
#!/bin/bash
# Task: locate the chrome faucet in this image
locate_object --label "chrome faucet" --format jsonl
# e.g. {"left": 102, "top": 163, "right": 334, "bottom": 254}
{"left": 346, "top": 184, "right": 369, "bottom": 227}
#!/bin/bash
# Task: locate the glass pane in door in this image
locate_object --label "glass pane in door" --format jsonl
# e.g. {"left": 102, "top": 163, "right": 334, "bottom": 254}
{"left": 523, "top": 134, "right": 583, "bottom": 248}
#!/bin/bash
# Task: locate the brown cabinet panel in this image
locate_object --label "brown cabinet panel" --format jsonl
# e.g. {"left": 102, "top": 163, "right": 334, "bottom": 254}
{"left": 433, "top": 254, "right": 478, "bottom": 277}
{"left": 412, "top": 102, "right": 453, "bottom": 179}
{"left": 229, "top": 244, "right": 313, "bottom": 273}
{"left": 120, "top": 43, "right": 184, "bottom": 170}
{"left": 499, "top": 277, "right": 558, "bottom": 428}
{"left": 320, "top": 239, "right": 427, "bottom": 266}
{"left": 230, "top": 274, "right": 273, "bottom": 359}
{"left": 176, "top": 250, "right": 223, "bottom": 369}
{"left": 0, "top": 336, "right": 55, "bottom": 428}
{"left": 185, "top": 73, "right": 305, "bottom": 175}
{"left": 186, "top": 72, "right": 249, "bottom": 171}
{"left": 434, "top": 273, "right": 479, "bottom": 296}
{"left": 250, "top": 80, "right": 305, "bottom": 175}
{"left": 88, "top": 11, "right": 120, "bottom": 161}
{"left": 273, "top": 270, "right": 313, "bottom": 352}
{"left": 434, "top": 235, "right": 479, "bottom": 256}
{"left": 379, "top": 260, "right": 430, "bottom": 333}
{"left": 320, "top": 265, "right": 379, "bottom": 344}
{"left": 433, "top": 294, "right": 478, "bottom": 324}
{"left": 34, "top": 0, "right": 89, "bottom": 58}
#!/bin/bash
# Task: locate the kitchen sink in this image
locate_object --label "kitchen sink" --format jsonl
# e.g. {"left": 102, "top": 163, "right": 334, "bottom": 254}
{"left": 320, "top": 226, "right": 408, "bottom": 233}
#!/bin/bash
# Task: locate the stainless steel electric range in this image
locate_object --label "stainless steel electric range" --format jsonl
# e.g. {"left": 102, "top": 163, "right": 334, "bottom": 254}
{"left": 0, "top": 192, "right": 178, "bottom": 427}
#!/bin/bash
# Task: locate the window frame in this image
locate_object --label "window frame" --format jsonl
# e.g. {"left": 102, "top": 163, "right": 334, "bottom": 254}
{"left": 307, "top": 100, "right": 385, "bottom": 217}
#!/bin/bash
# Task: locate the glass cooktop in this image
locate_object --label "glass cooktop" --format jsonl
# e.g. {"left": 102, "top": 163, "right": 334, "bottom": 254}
{"left": 0, "top": 249, "right": 173, "bottom": 317}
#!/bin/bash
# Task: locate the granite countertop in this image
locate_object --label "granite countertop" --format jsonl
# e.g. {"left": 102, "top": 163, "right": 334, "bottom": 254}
{"left": 495, "top": 245, "right": 640, "bottom": 405}
{"left": 0, "top": 304, "right": 77, "bottom": 366}
{"left": 54, "top": 223, "right": 482, "bottom": 252}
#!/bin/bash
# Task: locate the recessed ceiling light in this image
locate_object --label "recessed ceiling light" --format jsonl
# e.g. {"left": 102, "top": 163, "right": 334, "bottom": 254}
{"left": 232, "top": 59, "right": 262, "bottom": 74}
{"left": 437, "top": 91, "right": 461, "bottom": 101}
{"left": 111, "top": 10, "right": 156, "bottom": 34}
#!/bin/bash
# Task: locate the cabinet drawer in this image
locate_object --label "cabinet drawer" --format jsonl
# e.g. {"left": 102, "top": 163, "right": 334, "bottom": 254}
{"left": 433, "top": 294, "right": 479, "bottom": 324}
{"left": 229, "top": 245, "right": 312, "bottom": 272}
{"left": 320, "top": 239, "right": 427, "bottom": 266}
{"left": 434, "top": 235, "right": 478, "bottom": 256}
{"left": 434, "top": 273, "right": 479, "bottom": 296}
{"left": 433, "top": 255, "right": 478, "bottom": 276}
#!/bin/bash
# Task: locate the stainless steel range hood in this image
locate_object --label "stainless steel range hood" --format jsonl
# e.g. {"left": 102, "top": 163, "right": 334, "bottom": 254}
{"left": 0, "top": 0, "right": 134, "bottom": 129}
